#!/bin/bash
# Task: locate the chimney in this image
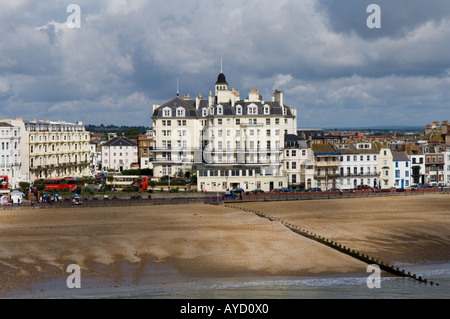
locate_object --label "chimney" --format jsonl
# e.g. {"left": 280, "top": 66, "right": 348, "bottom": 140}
{"left": 208, "top": 90, "right": 214, "bottom": 107}
{"left": 195, "top": 93, "right": 203, "bottom": 109}
{"left": 184, "top": 93, "right": 190, "bottom": 100}
{"left": 442, "top": 120, "right": 448, "bottom": 135}
{"left": 307, "top": 136, "right": 312, "bottom": 148}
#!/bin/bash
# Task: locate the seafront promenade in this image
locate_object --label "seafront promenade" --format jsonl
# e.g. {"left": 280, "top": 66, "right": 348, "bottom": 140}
{"left": 1, "top": 187, "right": 449, "bottom": 209}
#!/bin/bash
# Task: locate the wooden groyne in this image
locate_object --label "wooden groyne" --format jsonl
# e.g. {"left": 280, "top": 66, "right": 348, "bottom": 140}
{"left": 225, "top": 204, "right": 439, "bottom": 286}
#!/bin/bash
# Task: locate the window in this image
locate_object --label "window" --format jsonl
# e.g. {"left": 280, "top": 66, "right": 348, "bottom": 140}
{"left": 264, "top": 105, "right": 270, "bottom": 115}
{"left": 395, "top": 170, "right": 400, "bottom": 178}
{"left": 176, "top": 108, "right": 185, "bottom": 117}
{"left": 266, "top": 130, "right": 271, "bottom": 137}
{"left": 266, "top": 119, "right": 270, "bottom": 125}
{"left": 236, "top": 119, "right": 240, "bottom": 125}
{"left": 163, "top": 108, "right": 172, "bottom": 117}
{"left": 218, "top": 119, "right": 222, "bottom": 125}
{"left": 275, "top": 119, "right": 280, "bottom": 125}
{"left": 236, "top": 105, "right": 242, "bottom": 115}
{"left": 217, "top": 106, "right": 223, "bottom": 115}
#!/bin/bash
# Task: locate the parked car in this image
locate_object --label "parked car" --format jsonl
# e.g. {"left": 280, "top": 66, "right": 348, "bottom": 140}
{"left": 282, "top": 188, "right": 293, "bottom": 192}
{"left": 358, "top": 185, "right": 373, "bottom": 190}
{"left": 246, "top": 189, "right": 264, "bottom": 195}
{"left": 308, "top": 188, "right": 322, "bottom": 192}
{"left": 231, "top": 188, "right": 245, "bottom": 194}
{"left": 329, "top": 187, "right": 341, "bottom": 192}
{"left": 270, "top": 188, "right": 283, "bottom": 193}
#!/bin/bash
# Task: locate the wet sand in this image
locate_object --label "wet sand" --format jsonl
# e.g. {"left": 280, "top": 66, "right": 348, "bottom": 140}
{"left": 0, "top": 193, "right": 449, "bottom": 297}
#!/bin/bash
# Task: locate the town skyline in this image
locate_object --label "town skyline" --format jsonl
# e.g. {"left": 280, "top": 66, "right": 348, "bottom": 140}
{"left": 1, "top": 1, "right": 450, "bottom": 128}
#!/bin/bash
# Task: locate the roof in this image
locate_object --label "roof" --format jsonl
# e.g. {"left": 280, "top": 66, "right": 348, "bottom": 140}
{"left": 284, "top": 134, "right": 308, "bottom": 148}
{"left": 0, "top": 122, "right": 13, "bottom": 127}
{"left": 312, "top": 143, "right": 340, "bottom": 155}
{"left": 153, "top": 98, "right": 295, "bottom": 118}
{"left": 101, "top": 136, "right": 137, "bottom": 147}
{"left": 392, "top": 151, "right": 410, "bottom": 162}
{"left": 215, "top": 72, "right": 228, "bottom": 85}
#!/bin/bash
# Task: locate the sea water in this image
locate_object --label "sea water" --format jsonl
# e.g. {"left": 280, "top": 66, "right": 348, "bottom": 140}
{"left": 72, "top": 262, "right": 449, "bottom": 299}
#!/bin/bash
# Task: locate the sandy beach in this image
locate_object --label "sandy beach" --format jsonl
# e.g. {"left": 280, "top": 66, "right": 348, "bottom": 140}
{"left": 0, "top": 193, "right": 449, "bottom": 297}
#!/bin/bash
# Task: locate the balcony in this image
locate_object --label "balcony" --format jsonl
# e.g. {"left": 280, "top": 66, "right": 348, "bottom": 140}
{"left": 339, "top": 172, "right": 379, "bottom": 177}
{"left": 314, "top": 172, "right": 340, "bottom": 179}
{"left": 315, "top": 161, "right": 339, "bottom": 167}
{"left": 240, "top": 123, "right": 264, "bottom": 127}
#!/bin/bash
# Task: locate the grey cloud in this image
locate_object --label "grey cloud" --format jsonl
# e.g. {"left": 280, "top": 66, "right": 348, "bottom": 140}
{"left": 0, "top": 0, "right": 449, "bottom": 127}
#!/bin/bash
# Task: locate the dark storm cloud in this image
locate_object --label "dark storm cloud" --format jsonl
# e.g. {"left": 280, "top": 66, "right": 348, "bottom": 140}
{"left": 0, "top": 0, "right": 449, "bottom": 127}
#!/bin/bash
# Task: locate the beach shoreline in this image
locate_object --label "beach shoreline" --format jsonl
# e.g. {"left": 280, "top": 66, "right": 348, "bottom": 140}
{"left": 0, "top": 193, "right": 449, "bottom": 298}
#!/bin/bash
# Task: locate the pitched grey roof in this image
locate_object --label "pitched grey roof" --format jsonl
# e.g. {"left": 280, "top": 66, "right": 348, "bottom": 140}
{"left": 284, "top": 134, "right": 308, "bottom": 148}
{"left": 152, "top": 97, "right": 295, "bottom": 118}
{"left": 102, "top": 136, "right": 136, "bottom": 147}
{"left": 392, "top": 151, "right": 410, "bottom": 162}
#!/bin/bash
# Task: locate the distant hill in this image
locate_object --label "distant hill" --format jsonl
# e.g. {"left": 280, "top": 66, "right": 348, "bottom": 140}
{"left": 325, "top": 125, "right": 423, "bottom": 131}
{"left": 86, "top": 124, "right": 151, "bottom": 135}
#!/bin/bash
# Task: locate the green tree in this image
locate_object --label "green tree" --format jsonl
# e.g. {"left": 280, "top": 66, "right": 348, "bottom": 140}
{"left": 124, "top": 127, "right": 140, "bottom": 139}
{"left": 18, "top": 182, "right": 30, "bottom": 193}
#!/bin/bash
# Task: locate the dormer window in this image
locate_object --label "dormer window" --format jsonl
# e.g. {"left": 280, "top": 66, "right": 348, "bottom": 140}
{"left": 163, "top": 107, "right": 172, "bottom": 117}
{"left": 176, "top": 107, "right": 185, "bottom": 117}
{"left": 248, "top": 104, "right": 257, "bottom": 115}
{"left": 264, "top": 105, "right": 270, "bottom": 115}
{"left": 236, "top": 105, "right": 242, "bottom": 115}
{"left": 202, "top": 108, "right": 208, "bottom": 117}
{"left": 217, "top": 105, "right": 223, "bottom": 115}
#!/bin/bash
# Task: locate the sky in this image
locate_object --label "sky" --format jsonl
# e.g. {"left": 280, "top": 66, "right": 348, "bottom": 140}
{"left": 1, "top": 0, "right": 449, "bottom": 129}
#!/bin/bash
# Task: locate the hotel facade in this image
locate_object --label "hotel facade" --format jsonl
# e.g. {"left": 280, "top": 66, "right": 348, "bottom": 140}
{"left": 152, "top": 71, "right": 297, "bottom": 192}
{"left": 2, "top": 117, "right": 90, "bottom": 183}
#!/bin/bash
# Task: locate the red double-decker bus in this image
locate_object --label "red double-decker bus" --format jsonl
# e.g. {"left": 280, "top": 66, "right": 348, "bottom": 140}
{"left": 0, "top": 176, "right": 8, "bottom": 189}
{"left": 32, "top": 178, "right": 82, "bottom": 192}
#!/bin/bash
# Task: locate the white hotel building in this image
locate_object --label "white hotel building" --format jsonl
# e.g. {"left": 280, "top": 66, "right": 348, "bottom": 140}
{"left": 2, "top": 117, "right": 90, "bottom": 183}
{"left": 152, "top": 71, "right": 297, "bottom": 192}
